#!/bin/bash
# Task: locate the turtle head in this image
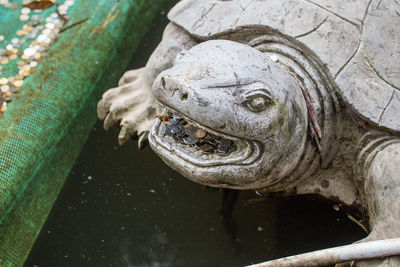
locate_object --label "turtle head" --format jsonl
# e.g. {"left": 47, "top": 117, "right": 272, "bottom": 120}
{"left": 149, "top": 40, "right": 308, "bottom": 190}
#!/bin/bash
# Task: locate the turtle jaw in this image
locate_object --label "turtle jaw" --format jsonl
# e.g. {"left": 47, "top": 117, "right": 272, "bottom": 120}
{"left": 149, "top": 107, "right": 263, "bottom": 187}
{"left": 149, "top": 107, "right": 262, "bottom": 167}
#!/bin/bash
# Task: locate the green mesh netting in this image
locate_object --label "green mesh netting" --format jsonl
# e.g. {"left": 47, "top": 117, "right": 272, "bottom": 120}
{"left": 0, "top": 1, "right": 164, "bottom": 266}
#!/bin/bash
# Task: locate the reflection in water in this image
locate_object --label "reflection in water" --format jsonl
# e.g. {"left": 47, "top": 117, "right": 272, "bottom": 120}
{"left": 220, "top": 189, "right": 240, "bottom": 254}
{"left": 24, "top": 0, "right": 366, "bottom": 266}
{"left": 120, "top": 229, "right": 181, "bottom": 267}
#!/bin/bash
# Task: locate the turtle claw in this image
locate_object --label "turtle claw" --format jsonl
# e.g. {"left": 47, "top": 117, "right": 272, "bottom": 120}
{"left": 104, "top": 112, "right": 117, "bottom": 130}
{"left": 97, "top": 68, "right": 160, "bottom": 147}
{"left": 118, "top": 125, "right": 131, "bottom": 146}
{"left": 138, "top": 131, "right": 149, "bottom": 150}
{"left": 97, "top": 99, "right": 108, "bottom": 120}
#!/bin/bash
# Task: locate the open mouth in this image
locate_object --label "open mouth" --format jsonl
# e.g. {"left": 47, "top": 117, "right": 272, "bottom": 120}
{"left": 156, "top": 110, "right": 238, "bottom": 156}
{"left": 149, "top": 107, "right": 262, "bottom": 167}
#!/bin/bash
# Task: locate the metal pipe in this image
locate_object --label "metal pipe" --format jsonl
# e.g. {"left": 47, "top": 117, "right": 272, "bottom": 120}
{"left": 246, "top": 238, "right": 400, "bottom": 267}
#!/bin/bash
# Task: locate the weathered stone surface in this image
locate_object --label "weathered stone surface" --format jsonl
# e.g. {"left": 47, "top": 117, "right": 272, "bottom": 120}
{"left": 98, "top": 0, "right": 400, "bottom": 265}
{"left": 334, "top": 0, "right": 400, "bottom": 132}
{"left": 304, "top": 0, "right": 370, "bottom": 26}
{"left": 151, "top": 40, "right": 310, "bottom": 189}
{"left": 363, "top": 0, "right": 400, "bottom": 89}
{"left": 169, "top": 0, "right": 361, "bottom": 75}
{"left": 336, "top": 50, "right": 394, "bottom": 126}
{"left": 295, "top": 15, "right": 359, "bottom": 74}
{"left": 379, "top": 91, "right": 400, "bottom": 132}
{"left": 169, "top": 0, "right": 400, "bottom": 132}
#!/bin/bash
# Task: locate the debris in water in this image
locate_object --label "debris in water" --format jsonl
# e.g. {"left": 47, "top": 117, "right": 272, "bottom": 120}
{"left": 23, "top": 0, "right": 54, "bottom": 10}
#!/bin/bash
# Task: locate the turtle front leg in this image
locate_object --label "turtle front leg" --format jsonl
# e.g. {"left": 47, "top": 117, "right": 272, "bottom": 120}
{"left": 342, "top": 136, "right": 400, "bottom": 266}
{"left": 97, "top": 23, "right": 197, "bottom": 147}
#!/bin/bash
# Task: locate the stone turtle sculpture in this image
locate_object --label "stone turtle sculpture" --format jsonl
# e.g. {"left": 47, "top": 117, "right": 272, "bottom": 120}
{"left": 97, "top": 0, "right": 400, "bottom": 266}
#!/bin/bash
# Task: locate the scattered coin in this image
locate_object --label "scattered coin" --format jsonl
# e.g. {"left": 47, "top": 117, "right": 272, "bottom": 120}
{"left": 36, "top": 34, "right": 47, "bottom": 43}
{"left": 196, "top": 129, "right": 207, "bottom": 138}
{"left": 4, "top": 91, "right": 12, "bottom": 101}
{"left": 29, "top": 61, "right": 38, "bottom": 67}
{"left": 65, "top": 0, "right": 75, "bottom": 7}
{"left": 34, "top": 52, "right": 42, "bottom": 60}
{"left": 21, "top": 7, "right": 31, "bottom": 14}
{"left": 171, "top": 125, "right": 184, "bottom": 134}
{"left": 0, "top": 58, "right": 9, "bottom": 65}
{"left": 165, "top": 125, "right": 174, "bottom": 136}
{"left": 0, "top": 85, "right": 9, "bottom": 92}
{"left": 58, "top": 4, "right": 68, "bottom": 14}
{"left": 11, "top": 38, "right": 19, "bottom": 45}
{"left": 0, "top": 78, "right": 8, "bottom": 85}
{"left": 183, "top": 135, "right": 199, "bottom": 145}
{"left": 0, "top": 0, "right": 75, "bottom": 116}
{"left": 200, "top": 144, "right": 213, "bottom": 152}
{"left": 185, "top": 125, "right": 197, "bottom": 136}
{"left": 169, "top": 118, "right": 179, "bottom": 125}
{"left": 23, "top": 47, "right": 36, "bottom": 57}
{"left": 23, "top": 24, "right": 33, "bottom": 31}
{"left": 19, "top": 14, "right": 30, "bottom": 21}
{"left": 16, "top": 30, "right": 26, "bottom": 36}
{"left": 13, "top": 80, "right": 24, "bottom": 87}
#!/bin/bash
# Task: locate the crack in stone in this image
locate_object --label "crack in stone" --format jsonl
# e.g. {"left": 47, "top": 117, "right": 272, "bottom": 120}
{"left": 303, "top": 0, "right": 362, "bottom": 28}
{"left": 192, "top": 3, "right": 217, "bottom": 31}
{"left": 334, "top": 0, "right": 372, "bottom": 79}
{"left": 378, "top": 91, "right": 395, "bottom": 123}
{"left": 232, "top": 0, "right": 255, "bottom": 28}
{"left": 364, "top": 49, "right": 400, "bottom": 92}
{"left": 295, "top": 16, "right": 328, "bottom": 38}
{"left": 377, "top": 0, "right": 384, "bottom": 9}
{"left": 363, "top": 0, "right": 373, "bottom": 22}
{"left": 334, "top": 41, "right": 362, "bottom": 79}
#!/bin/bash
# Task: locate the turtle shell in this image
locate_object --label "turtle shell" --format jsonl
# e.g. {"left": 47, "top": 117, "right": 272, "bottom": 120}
{"left": 169, "top": 0, "right": 400, "bottom": 132}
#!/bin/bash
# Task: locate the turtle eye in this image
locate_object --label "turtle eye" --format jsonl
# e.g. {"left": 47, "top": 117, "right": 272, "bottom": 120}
{"left": 242, "top": 90, "right": 272, "bottom": 113}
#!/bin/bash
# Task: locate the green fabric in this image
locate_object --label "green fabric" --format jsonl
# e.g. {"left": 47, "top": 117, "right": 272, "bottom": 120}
{"left": 0, "top": 1, "right": 164, "bottom": 266}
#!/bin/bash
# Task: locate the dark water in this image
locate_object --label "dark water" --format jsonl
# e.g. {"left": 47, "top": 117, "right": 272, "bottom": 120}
{"left": 25, "top": 1, "right": 365, "bottom": 266}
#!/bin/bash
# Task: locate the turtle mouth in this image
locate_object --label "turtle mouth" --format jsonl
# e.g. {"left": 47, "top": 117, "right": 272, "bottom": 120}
{"left": 149, "top": 107, "right": 262, "bottom": 167}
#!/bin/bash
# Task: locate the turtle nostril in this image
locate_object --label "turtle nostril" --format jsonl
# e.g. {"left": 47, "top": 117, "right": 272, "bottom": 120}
{"left": 180, "top": 92, "right": 188, "bottom": 101}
